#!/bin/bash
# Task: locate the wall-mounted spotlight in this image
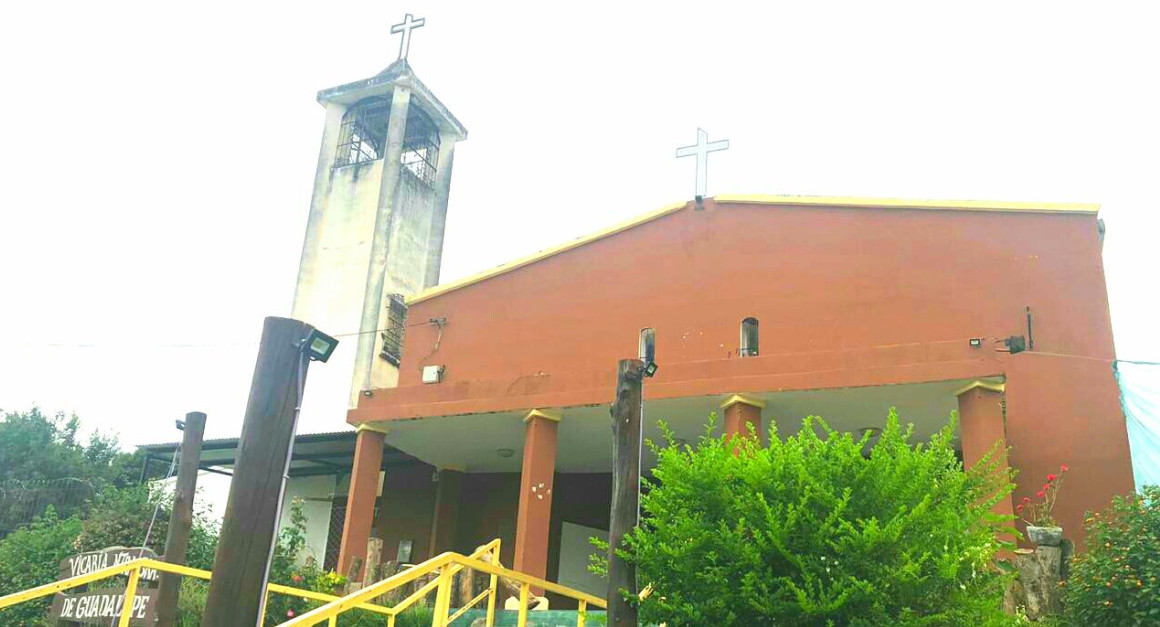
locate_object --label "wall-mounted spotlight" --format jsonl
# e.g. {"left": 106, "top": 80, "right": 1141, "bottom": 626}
{"left": 175, "top": 419, "right": 186, "bottom": 431}
{"left": 995, "top": 336, "right": 1026, "bottom": 355}
{"left": 969, "top": 338, "right": 983, "bottom": 348}
{"left": 302, "top": 329, "right": 339, "bottom": 363}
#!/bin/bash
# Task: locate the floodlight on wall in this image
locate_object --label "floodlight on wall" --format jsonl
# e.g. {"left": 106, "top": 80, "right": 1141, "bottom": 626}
{"left": 969, "top": 338, "right": 983, "bottom": 348}
{"left": 995, "top": 336, "right": 1026, "bottom": 355}
{"left": 302, "top": 329, "right": 339, "bottom": 362}
{"left": 175, "top": 419, "right": 185, "bottom": 431}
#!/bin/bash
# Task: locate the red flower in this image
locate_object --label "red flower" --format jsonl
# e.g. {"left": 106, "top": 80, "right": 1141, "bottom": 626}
{"left": 1061, "top": 464, "right": 1069, "bottom": 472}
{"left": 1016, "top": 504, "right": 1025, "bottom": 513}
{"left": 1037, "top": 490, "right": 1046, "bottom": 498}
{"left": 287, "top": 610, "right": 295, "bottom": 618}
{"left": 1047, "top": 474, "right": 1057, "bottom": 482}
{"left": 1023, "top": 497, "right": 1031, "bottom": 503}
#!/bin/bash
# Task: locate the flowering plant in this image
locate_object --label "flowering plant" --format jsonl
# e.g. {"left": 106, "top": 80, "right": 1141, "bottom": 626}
{"left": 1015, "top": 463, "right": 1068, "bottom": 527}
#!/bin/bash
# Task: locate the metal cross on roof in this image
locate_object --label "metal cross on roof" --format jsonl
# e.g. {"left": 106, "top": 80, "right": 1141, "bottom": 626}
{"left": 675, "top": 128, "right": 730, "bottom": 198}
{"left": 390, "top": 13, "right": 426, "bottom": 60}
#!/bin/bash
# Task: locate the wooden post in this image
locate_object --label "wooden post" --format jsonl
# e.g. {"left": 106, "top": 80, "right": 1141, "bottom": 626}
{"left": 607, "top": 359, "right": 643, "bottom": 627}
{"left": 155, "top": 411, "right": 207, "bottom": 627}
{"left": 201, "top": 317, "right": 315, "bottom": 627}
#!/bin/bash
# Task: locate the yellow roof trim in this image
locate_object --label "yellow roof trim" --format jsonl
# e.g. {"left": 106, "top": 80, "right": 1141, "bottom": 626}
{"left": 409, "top": 200, "right": 687, "bottom": 304}
{"left": 715, "top": 194, "right": 1099, "bottom": 214}
{"left": 409, "top": 194, "right": 1099, "bottom": 305}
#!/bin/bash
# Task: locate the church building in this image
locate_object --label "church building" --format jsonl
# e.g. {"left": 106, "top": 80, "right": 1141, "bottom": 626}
{"left": 285, "top": 16, "right": 1134, "bottom": 604}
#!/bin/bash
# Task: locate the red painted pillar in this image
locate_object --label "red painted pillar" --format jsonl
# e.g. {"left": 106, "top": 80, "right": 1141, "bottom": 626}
{"left": 513, "top": 409, "right": 560, "bottom": 584}
{"left": 721, "top": 395, "right": 766, "bottom": 448}
{"left": 338, "top": 425, "right": 385, "bottom": 581}
{"left": 956, "top": 382, "right": 1016, "bottom": 532}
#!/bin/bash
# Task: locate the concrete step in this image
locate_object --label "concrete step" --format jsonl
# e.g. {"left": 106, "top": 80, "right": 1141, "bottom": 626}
{"left": 446, "top": 608, "right": 606, "bottom": 626}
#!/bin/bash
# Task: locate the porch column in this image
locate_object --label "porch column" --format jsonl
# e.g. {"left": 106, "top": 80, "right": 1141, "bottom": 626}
{"left": 428, "top": 469, "right": 463, "bottom": 557}
{"left": 721, "top": 394, "right": 766, "bottom": 446}
{"left": 514, "top": 409, "right": 560, "bottom": 583}
{"left": 956, "top": 381, "right": 1016, "bottom": 522}
{"left": 338, "top": 424, "right": 386, "bottom": 581}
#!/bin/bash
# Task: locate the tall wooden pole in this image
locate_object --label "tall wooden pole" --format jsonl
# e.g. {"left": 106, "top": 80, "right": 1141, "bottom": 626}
{"left": 607, "top": 358, "right": 643, "bottom": 627}
{"left": 202, "top": 317, "right": 314, "bottom": 627}
{"left": 155, "top": 411, "right": 207, "bottom": 627}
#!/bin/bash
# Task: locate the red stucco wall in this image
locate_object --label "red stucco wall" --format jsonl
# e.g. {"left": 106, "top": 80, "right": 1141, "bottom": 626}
{"left": 358, "top": 199, "right": 1133, "bottom": 546}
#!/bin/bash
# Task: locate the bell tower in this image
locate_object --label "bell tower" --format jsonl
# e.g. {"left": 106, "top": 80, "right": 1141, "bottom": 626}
{"left": 292, "top": 15, "right": 466, "bottom": 425}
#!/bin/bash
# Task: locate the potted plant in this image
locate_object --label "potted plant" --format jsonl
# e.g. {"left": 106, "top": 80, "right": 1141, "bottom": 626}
{"left": 1016, "top": 464, "right": 1068, "bottom": 546}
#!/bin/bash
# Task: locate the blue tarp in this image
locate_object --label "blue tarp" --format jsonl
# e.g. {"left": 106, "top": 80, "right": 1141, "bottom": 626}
{"left": 1116, "top": 361, "right": 1160, "bottom": 490}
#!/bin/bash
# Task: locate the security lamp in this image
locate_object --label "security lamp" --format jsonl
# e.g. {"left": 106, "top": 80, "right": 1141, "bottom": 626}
{"left": 302, "top": 329, "right": 339, "bottom": 363}
{"left": 175, "top": 419, "right": 185, "bottom": 431}
{"left": 969, "top": 338, "right": 983, "bottom": 348}
{"left": 643, "top": 361, "right": 659, "bottom": 378}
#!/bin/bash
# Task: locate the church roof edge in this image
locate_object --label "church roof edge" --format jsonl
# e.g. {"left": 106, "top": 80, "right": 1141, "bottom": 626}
{"left": 407, "top": 195, "right": 1099, "bottom": 305}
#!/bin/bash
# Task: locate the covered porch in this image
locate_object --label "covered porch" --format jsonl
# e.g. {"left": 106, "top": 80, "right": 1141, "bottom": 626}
{"left": 339, "top": 376, "right": 1009, "bottom": 603}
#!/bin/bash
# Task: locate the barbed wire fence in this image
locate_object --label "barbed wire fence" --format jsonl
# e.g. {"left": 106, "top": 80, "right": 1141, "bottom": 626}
{"left": 0, "top": 477, "right": 95, "bottom": 538}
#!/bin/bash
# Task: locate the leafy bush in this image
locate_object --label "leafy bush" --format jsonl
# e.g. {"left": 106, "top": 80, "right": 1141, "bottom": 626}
{"left": 1063, "top": 484, "right": 1160, "bottom": 627}
{"left": 616, "top": 410, "right": 1017, "bottom": 627}
{"left": 0, "top": 507, "right": 84, "bottom": 626}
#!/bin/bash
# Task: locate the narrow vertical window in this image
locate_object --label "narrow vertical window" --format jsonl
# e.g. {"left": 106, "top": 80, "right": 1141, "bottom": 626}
{"left": 740, "top": 318, "right": 759, "bottom": 357}
{"left": 639, "top": 327, "right": 656, "bottom": 364}
{"left": 380, "top": 293, "right": 408, "bottom": 366}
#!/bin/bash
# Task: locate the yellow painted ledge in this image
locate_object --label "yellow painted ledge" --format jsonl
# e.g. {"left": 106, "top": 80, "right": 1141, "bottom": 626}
{"left": 954, "top": 380, "right": 1007, "bottom": 397}
{"left": 721, "top": 394, "right": 768, "bottom": 410}
{"left": 356, "top": 422, "right": 391, "bottom": 435}
{"left": 409, "top": 200, "right": 687, "bottom": 305}
{"left": 716, "top": 194, "right": 1099, "bottom": 215}
{"left": 523, "top": 408, "right": 562, "bottom": 423}
{"left": 408, "top": 194, "right": 1098, "bottom": 305}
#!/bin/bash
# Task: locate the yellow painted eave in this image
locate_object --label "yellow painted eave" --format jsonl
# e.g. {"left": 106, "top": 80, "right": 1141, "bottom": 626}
{"left": 716, "top": 194, "right": 1099, "bottom": 215}
{"left": 408, "top": 194, "right": 1100, "bottom": 305}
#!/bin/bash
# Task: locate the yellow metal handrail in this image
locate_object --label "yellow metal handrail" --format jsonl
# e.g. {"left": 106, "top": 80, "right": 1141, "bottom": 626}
{"left": 0, "top": 556, "right": 394, "bottom": 626}
{"left": 277, "top": 538, "right": 605, "bottom": 627}
{"left": 0, "top": 538, "right": 602, "bottom": 627}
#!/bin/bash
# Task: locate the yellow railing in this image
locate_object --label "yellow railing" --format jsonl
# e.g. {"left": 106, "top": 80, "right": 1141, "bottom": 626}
{"left": 0, "top": 556, "right": 394, "bottom": 627}
{"left": 277, "top": 538, "right": 606, "bottom": 627}
{"left": 0, "top": 538, "right": 605, "bottom": 627}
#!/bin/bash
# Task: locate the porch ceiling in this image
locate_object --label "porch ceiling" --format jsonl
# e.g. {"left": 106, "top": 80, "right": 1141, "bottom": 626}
{"left": 371, "top": 378, "right": 992, "bottom": 473}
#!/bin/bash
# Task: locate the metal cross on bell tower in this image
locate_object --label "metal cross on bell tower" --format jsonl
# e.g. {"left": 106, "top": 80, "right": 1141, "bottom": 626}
{"left": 676, "top": 128, "right": 730, "bottom": 198}
{"left": 391, "top": 13, "right": 426, "bottom": 60}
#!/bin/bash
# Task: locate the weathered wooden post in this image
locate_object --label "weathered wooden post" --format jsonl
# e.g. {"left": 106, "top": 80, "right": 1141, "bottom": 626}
{"left": 202, "top": 317, "right": 317, "bottom": 627}
{"left": 607, "top": 358, "right": 643, "bottom": 627}
{"left": 155, "top": 411, "right": 207, "bottom": 627}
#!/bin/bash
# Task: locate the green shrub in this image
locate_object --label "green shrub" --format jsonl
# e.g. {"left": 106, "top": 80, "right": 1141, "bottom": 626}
{"left": 616, "top": 410, "right": 1017, "bottom": 627}
{"left": 1064, "top": 484, "right": 1160, "bottom": 627}
{"left": 0, "top": 507, "right": 84, "bottom": 626}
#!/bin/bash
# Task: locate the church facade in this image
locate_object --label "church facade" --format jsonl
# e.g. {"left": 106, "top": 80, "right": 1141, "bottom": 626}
{"left": 332, "top": 195, "right": 1132, "bottom": 599}
{"left": 287, "top": 22, "right": 1132, "bottom": 601}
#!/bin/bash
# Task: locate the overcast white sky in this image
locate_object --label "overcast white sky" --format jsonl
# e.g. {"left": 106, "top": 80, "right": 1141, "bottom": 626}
{"left": 1, "top": 1, "right": 1157, "bottom": 447}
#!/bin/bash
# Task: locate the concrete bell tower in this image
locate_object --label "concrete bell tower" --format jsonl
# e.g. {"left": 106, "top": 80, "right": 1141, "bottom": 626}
{"left": 292, "top": 43, "right": 466, "bottom": 425}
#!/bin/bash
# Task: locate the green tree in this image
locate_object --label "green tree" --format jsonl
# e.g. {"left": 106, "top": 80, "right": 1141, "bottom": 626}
{"left": 0, "top": 407, "right": 138, "bottom": 486}
{"left": 613, "top": 410, "right": 1017, "bottom": 627}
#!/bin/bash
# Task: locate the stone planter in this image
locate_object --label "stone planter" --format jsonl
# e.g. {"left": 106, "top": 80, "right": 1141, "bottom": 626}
{"left": 1026, "top": 525, "right": 1064, "bottom": 546}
